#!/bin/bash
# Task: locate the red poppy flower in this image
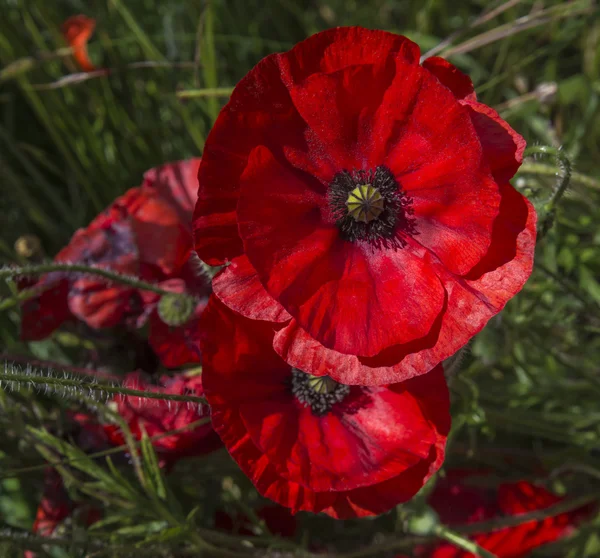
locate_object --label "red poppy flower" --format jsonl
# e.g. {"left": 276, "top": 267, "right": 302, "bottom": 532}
{"left": 20, "top": 160, "right": 208, "bottom": 367}
{"left": 201, "top": 296, "right": 450, "bottom": 519}
{"left": 25, "top": 468, "right": 100, "bottom": 558}
{"left": 194, "top": 27, "right": 536, "bottom": 385}
{"left": 411, "top": 470, "right": 594, "bottom": 558}
{"left": 77, "top": 371, "right": 221, "bottom": 466}
{"left": 61, "top": 15, "right": 97, "bottom": 73}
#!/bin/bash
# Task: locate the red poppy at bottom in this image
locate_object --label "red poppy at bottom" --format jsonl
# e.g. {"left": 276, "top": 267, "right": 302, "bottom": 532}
{"left": 398, "top": 470, "right": 595, "bottom": 558}
{"left": 201, "top": 297, "right": 450, "bottom": 519}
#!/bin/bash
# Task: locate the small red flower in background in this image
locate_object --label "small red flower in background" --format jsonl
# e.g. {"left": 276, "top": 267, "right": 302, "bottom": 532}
{"left": 76, "top": 371, "right": 221, "bottom": 467}
{"left": 201, "top": 297, "right": 450, "bottom": 519}
{"left": 194, "top": 26, "right": 536, "bottom": 386}
{"left": 61, "top": 15, "right": 97, "bottom": 72}
{"left": 20, "top": 159, "right": 208, "bottom": 368}
{"left": 24, "top": 468, "right": 100, "bottom": 558}
{"left": 406, "top": 470, "right": 594, "bottom": 558}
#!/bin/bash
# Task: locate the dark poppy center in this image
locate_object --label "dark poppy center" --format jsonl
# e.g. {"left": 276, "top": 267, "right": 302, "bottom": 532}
{"left": 328, "top": 165, "right": 415, "bottom": 247}
{"left": 290, "top": 369, "right": 350, "bottom": 416}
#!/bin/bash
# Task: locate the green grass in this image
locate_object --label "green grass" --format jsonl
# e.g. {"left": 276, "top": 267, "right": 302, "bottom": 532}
{"left": 1, "top": 0, "right": 600, "bottom": 556}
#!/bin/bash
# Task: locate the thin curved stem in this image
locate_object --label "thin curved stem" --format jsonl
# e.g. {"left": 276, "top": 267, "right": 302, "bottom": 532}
{"left": 519, "top": 162, "right": 600, "bottom": 191}
{"left": 0, "top": 263, "right": 173, "bottom": 295}
{"left": 522, "top": 145, "right": 572, "bottom": 236}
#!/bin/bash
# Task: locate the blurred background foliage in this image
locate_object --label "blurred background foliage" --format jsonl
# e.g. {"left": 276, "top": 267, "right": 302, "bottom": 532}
{"left": 1, "top": 0, "right": 600, "bottom": 556}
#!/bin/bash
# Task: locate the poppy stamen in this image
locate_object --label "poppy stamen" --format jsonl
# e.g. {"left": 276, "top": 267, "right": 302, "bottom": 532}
{"left": 291, "top": 369, "right": 350, "bottom": 416}
{"left": 328, "top": 165, "right": 415, "bottom": 247}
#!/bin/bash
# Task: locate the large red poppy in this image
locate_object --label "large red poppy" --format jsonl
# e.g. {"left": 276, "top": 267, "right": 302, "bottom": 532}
{"left": 194, "top": 27, "right": 536, "bottom": 385}
{"left": 405, "top": 470, "right": 594, "bottom": 558}
{"left": 20, "top": 160, "right": 207, "bottom": 368}
{"left": 201, "top": 296, "right": 450, "bottom": 519}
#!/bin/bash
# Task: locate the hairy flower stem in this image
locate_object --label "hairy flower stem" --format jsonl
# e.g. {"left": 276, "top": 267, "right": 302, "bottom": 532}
{"left": 0, "top": 262, "right": 173, "bottom": 295}
{"left": 522, "top": 145, "right": 572, "bottom": 236}
{"left": 519, "top": 162, "right": 600, "bottom": 190}
{"left": 0, "top": 366, "right": 207, "bottom": 405}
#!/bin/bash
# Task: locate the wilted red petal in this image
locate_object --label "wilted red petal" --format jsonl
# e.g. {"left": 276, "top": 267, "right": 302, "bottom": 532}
{"left": 61, "top": 15, "right": 96, "bottom": 72}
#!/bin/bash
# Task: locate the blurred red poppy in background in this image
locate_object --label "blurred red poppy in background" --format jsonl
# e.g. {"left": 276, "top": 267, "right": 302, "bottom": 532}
{"left": 401, "top": 470, "right": 595, "bottom": 558}
{"left": 61, "top": 15, "right": 97, "bottom": 72}
{"left": 24, "top": 468, "right": 100, "bottom": 558}
{"left": 75, "top": 371, "right": 221, "bottom": 468}
{"left": 20, "top": 159, "right": 207, "bottom": 368}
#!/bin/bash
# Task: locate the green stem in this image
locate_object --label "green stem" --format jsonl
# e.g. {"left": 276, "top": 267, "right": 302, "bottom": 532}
{"left": 0, "top": 368, "right": 208, "bottom": 406}
{"left": 176, "top": 86, "right": 234, "bottom": 99}
{"left": 519, "top": 161, "right": 600, "bottom": 191}
{"left": 522, "top": 145, "right": 572, "bottom": 236}
{"left": 433, "top": 525, "right": 497, "bottom": 558}
{"left": 0, "top": 263, "right": 173, "bottom": 295}
{"left": 0, "top": 285, "right": 44, "bottom": 311}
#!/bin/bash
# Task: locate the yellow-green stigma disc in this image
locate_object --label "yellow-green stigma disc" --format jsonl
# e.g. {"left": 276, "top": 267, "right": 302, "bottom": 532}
{"left": 346, "top": 184, "right": 385, "bottom": 223}
{"left": 307, "top": 374, "right": 339, "bottom": 395}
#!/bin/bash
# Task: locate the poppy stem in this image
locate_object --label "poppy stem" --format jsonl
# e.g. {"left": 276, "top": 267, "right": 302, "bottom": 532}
{"left": 0, "top": 262, "right": 174, "bottom": 295}
{"left": 522, "top": 145, "right": 572, "bottom": 236}
{"left": 432, "top": 525, "right": 497, "bottom": 558}
{"left": 0, "top": 362, "right": 208, "bottom": 406}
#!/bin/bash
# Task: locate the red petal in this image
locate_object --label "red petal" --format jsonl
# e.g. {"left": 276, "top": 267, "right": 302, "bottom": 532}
{"left": 285, "top": 62, "right": 397, "bottom": 176}
{"left": 422, "top": 56, "right": 476, "bottom": 102}
{"left": 464, "top": 101, "right": 526, "bottom": 183}
{"left": 130, "top": 192, "right": 191, "bottom": 275}
{"left": 20, "top": 279, "right": 72, "bottom": 340}
{"left": 194, "top": 57, "right": 305, "bottom": 266}
{"left": 238, "top": 146, "right": 446, "bottom": 357}
{"left": 149, "top": 304, "right": 205, "bottom": 368}
{"left": 142, "top": 158, "right": 201, "bottom": 228}
{"left": 212, "top": 255, "right": 291, "bottom": 323}
{"left": 107, "top": 372, "right": 219, "bottom": 459}
{"left": 193, "top": 28, "right": 420, "bottom": 266}
{"left": 381, "top": 68, "right": 500, "bottom": 275}
{"left": 68, "top": 279, "right": 134, "bottom": 328}
{"left": 61, "top": 15, "right": 96, "bottom": 72}
{"left": 239, "top": 367, "right": 446, "bottom": 492}
{"left": 278, "top": 27, "right": 420, "bottom": 83}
